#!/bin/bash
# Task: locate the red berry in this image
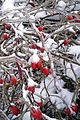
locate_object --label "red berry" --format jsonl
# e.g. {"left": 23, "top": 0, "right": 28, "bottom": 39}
{"left": 71, "top": 105, "right": 78, "bottom": 112}
{"left": 63, "top": 39, "right": 68, "bottom": 46}
{"left": 5, "top": 24, "right": 11, "bottom": 30}
{"left": 31, "top": 62, "right": 37, "bottom": 70}
{"left": 31, "top": 107, "right": 42, "bottom": 119}
{"left": 65, "top": 108, "right": 71, "bottom": 116}
{"left": 2, "top": 33, "right": 9, "bottom": 40}
{"left": 38, "top": 26, "right": 43, "bottom": 32}
{"left": 75, "top": 15, "right": 80, "bottom": 22}
{"left": 11, "top": 76, "right": 17, "bottom": 85}
{"left": 75, "top": 19, "right": 80, "bottom": 22}
{"left": 36, "top": 101, "right": 43, "bottom": 107}
{"left": 0, "top": 79, "right": 3, "bottom": 84}
{"left": 39, "top": 48, "right": 45, "bottom": 53}
{"left": 2, "top": 23, "right": 6, "bottom": 26}
{"left": 10, "top": 106, "right": 21, "bottom": 116}
{"left": 5, "top": 83, "right": 10, "bottom": 90}
{"left": 41, "top": 67, "right": 49, "bottom": 77}
{"left": 68, "top": 15, "right": 73, "bottom": 21}
{"left": 31, "top": 44, "right": 37, "bottom": 49}
{"left": 36, "top": 60, "right": 43, "bottom": 69}
{"left": 26, "top": 86, "right": 35, "bottom": 93}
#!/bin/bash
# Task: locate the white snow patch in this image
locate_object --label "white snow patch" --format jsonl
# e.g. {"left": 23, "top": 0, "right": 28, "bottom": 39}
{"left": 57, "top": 0, "right": 66, "bottom": 11}
{"left": 40, "top": 51, "right": 49, "bottom": 61}
{"left": 44, "top": 38, "right": 57, "bottom": 51}
{"left": 2, "top": 0, "right": 15, "bottom": 11}
{"left": 68, "top": 45, "right": 80, "bottom": 58}
{"left": 28, "top": 51, "right": 40, "bottom": 65}
{"left": 23, "top": 112, "right": 31, "bottom": 120}
{"left": 35, "top": 9, "right": 48, "bottom": 19}
{"left": 27, "top": 77, "right": 38, "bottom": 86}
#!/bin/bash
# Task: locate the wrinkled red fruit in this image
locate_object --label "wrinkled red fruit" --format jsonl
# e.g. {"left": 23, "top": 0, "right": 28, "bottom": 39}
{"left": 2, "top": 23, "right": 6, "bottom": 26}
{"left": 11, "top": 76, "right": 17, "bottom": 85}
{"left": 0, "top": 79, "right": 3, "bottom": 84}
{"left": 65, "top": 108, "right": 71, "bottom": 116}
{"left": 5, "top": 24, "right": 11, "bottom": 30}
{"left": 38, "top": 26, "right": 43, "bottom": 32}
{"left": 26, "top": 86, "right": 35, "bottom": 93}
{"left": 71, "top": 105, "right": 78, "bottom": 112}
{"left": 75, "top": 15, "right": 80, "bottom": 22}
{"left": 68, "top": 15, "right": 73, "bottom": 21}
{"left": 36, "top": 60, "right": 43, "bottom": 69}
{"left": 75, "top": 19, "right": 80, "bottom": 22}
{"left": 31, "top": 107, "right": 42, "bottom": 120}
{"left": 31, "top": 62, "right": 37, "bottom": 70}
{"left": 5, "top": 83, "right": 10, "bottom": 90}
{"left": 10, "top": 106, "right": 21, "bottom": 116}
{"left": 2, "top": 33, "right": 9, "bottom": 40}
{"left": 63, "top": 39, "right": 68, "bottom": 46}
{"left": 41, "top": 67, "right": 49, "bottom": 77}
{"left": 36, "top": 101, "right": 43, "bottom": 107}
{"left": 39, "top": 48, "right": 45, "bottom": 53}
{"left": 31, "top": 44, "right": 37, "bottom": 49}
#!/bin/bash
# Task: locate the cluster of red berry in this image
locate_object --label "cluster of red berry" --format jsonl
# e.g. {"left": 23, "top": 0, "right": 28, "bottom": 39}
{"left": 0, "top": 77, "right": 21, "bottom": 116}
{"left": 9, "top": 105, "right": 21, "bottom": 116}
{"left": 2, "top": 24, "right": 12, "bottom": 40}
{"left": 68, "top": 15, "right": 80, "bottom": 22}
{"left": 25, "top": 85, "right": 35, "bottom": 93}
{"left": 31, "top": 43, "right": 45, "bottom": 53}
{"left": 0, "top": 76, "right": 17, "bottom": 88}
{"left": 65, "top": 104, "right": 78, "bottom": 116}
{"left": 31, "top": 107, "right": 42, "bottom": 120}
{"left": 63, "top": 15, "right": 80, "bottom": 46}
{"left": 31, "top": 59, "right": 49, "bottom": 77}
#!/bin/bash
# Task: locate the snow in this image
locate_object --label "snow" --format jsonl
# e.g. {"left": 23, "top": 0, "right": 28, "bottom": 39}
{"left": 29, "top": 15, "right": 35, "bottom": 22}
{"left": 68, "top": 45, "right": 80, "bottom": 58}
{"left": 67, "top": 26, "right": 76, "bottom": 34}
{"left": 27, "top": 77, "right": 38, "bottom": 86}
{"left": 23, "top": 112, "right": 31, "bottom": 120}
{"left": 66, "top": 63, "right": 80, "bottom": 81}
{"left": 22, "top": 84, "right": 29, "bottom": 102}
{"left": 2, "top": 0, "right": 15, "bottom": 11}
{"left": 35, "top": 8, "right": 48, "bottom": 19}
{"left": 40, "top": 51, "right": 49, "bottom": 61}
{"left": 44, "top": 38, "right": 57, "bottom": 51}
{"left": 36, "top": 42, "right": 43, "bottom": 48}
{"left": 56, "top": 0, "right": 66, "bottom": 11}
{"left": 58, "top": 89, "right": 73, "bottom": 107}
{"left": 28, "top": 51, "right": 40, "bottom": 65}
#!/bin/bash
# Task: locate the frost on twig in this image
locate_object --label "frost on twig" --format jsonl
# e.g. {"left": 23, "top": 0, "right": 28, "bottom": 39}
{"left": 0, "top": 110, "right": 10, "bottom": 120}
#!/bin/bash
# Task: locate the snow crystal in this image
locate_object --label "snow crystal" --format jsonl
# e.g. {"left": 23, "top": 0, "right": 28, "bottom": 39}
{"left": 28, "top": 51, "right": 40, "bottom": 65}
{"left": 35, "top": 9, "right": 48, "bottom": 19}
{"left": 56, "top": 0, "right": 66, "bottom": 11}
{"left": 2, "top": 0, "right": 15, "bottom": 11}
{"left": 44, "top": 38, "right": 57, "bottom": 51}
{"left": 23, "top": 112, "right": 31, "bottom": 120}
{"left": 27, "top": 77, "right": 38, "bottom": 86}
{"left": 68, "top": 45, "right": 80, "bottom": 58}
